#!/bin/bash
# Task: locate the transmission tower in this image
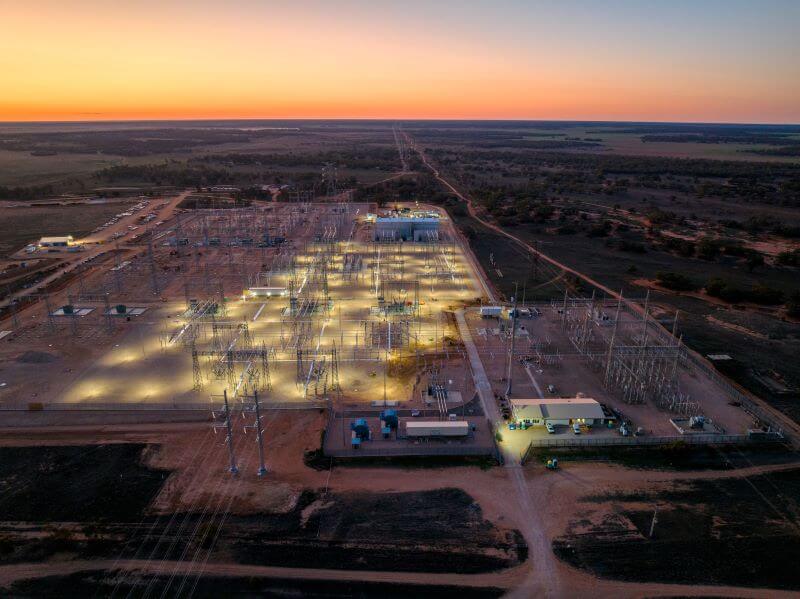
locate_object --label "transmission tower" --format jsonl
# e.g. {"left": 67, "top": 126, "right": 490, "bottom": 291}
{"left": 211, "top": 389, "right": 238, "bottom": 474}
{"left": 322, "top": 162, "right": 338, "bottom": 197}
{"left": 242, "top": 390, "right": 268, "bottom": 476}
{"left": 261, "top": 342, "right": 272, "bottom": 391}
{"left": 330, "top": 342, "right": 341, "bottom": 400}
{"left": 192, "top": 343, "right": 203, "bottom": 390}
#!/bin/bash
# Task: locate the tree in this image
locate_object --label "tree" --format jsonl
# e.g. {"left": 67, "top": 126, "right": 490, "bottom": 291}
{"left": 697, "top": 238, "right": 721, "bottom": 261}
{"left": 787, "top": 291, "right": 800, "bottom": 318}
{"left": 746, "top": 252, "right": 765, "bottom": 272}
{"left": 706, "top": 278, "right": 744, "bottom": 303}
{"left": 656, "top": 271, "right": 697, "bottom": 291}
{"left": 776, "top": 250, "right": 800, "bottom": 267}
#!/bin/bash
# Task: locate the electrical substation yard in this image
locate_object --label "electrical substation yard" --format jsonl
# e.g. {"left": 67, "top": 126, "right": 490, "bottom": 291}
{"left": 0, "top": 199, "right": 485, "bottom": 422}
{"left": 464, "top": 295, "right": 770, "bottom": 456}
{"left": 0, "top": 191, "right": 794, "bottom": 599}
{"left": 0, "top": 193, "right": 783, "bottom": 456}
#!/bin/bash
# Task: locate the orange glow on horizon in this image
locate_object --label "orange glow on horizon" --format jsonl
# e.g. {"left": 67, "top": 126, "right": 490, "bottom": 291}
{"left": 2, "top": 2, "right": 798, "bottom": 124}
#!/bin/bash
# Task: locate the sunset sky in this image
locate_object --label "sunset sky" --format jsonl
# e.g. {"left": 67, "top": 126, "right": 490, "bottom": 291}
{"left": 2, "top": 0, "right": 799, "bottom": 123}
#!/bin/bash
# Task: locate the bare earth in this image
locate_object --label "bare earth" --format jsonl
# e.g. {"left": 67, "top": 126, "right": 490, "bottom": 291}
{"left": 1, "top": 417, "right": 798, "bottom": 597}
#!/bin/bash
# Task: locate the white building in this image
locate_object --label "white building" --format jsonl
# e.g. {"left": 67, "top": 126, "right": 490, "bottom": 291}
{"left": 510, "top": 397, "right": 608, "bottom": 426}
{"left": 374, "top": 214, "right": 439, "bottom": 242}
{"left": 38, "top": 235, "right": 74, "bottom": 247}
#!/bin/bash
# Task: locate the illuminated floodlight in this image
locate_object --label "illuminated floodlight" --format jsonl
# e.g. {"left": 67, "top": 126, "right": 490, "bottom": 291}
{"left": 246, "top": 287, "right": 288, "bottom": 299}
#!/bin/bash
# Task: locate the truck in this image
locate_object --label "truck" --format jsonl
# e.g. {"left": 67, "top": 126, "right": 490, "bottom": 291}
{"left": 480, "top": 306, "right": 503, "bottom": 318}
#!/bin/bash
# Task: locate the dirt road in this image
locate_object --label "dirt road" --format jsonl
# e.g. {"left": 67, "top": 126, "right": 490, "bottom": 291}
{"left": 407, "top": 134, "right": 800, "bottom": 445}
{"left": 454, "top": 308, "right": 559, "bottom": 596}
{"left": 0, "top": 190, "right": 191, "bottom": 309}
{"left": 1, "top": 555, "right": 797, "bottom": 598}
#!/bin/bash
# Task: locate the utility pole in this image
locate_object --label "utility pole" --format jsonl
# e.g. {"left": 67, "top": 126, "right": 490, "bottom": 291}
{"left": 522, "top": 278, "right": 527, "bottom": 308}
{"left": 383, "top": 347, "right": 388, "bottom": 405}
{"left": 505, "top": 282, "right": 518, "bottom": 398}
{"left": 113, "top": 242, "right": 123, "bottom": 293}
{"left": 649, "top": 506, "right": 658, "bottom": 538}
{"left": 243, "top": 390, "right": 267, "bottom": 476}
{"left": 147, "top": 236, "right": 159, "bottom": 295}
{"left": 43, "top": 293, "right": 56, "bottom": 335}
{"left": 10, "top": 299, "right": 20, "bottom": 330}
{"left": 604, "top": 291, "right": 624, "bottom": 385}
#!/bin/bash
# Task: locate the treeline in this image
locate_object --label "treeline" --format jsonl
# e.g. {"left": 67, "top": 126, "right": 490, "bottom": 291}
{"left": 719, "top": 213, "right": 800, "bottom": 238}
{"left": 656, "top": 235, "right": 765, "bottom": 269}
{"left": 0, "top": 184, "right": 55, "bottom": 200}
{"left": 470, "top": 140, "right": 601, "bottom": 150}
{"left": 776, "top": 249, "right": 800, "bottom": 266}
{"left": 655, "top": 271, "right": 799, "bottom": 314}
{"left": 95, "top": 162, "right": 235, "bottom": 186}
{"left": 437, "top": 148, "right": 800, "bottom": 208}
{"left": 748, "top": 146, "right": 800, "bottom": 157}
{"left": 642, "top": 133, "right": 800, "bottom": 145}
{"left": 428, "top": 148, "right": 800, "bottom": 179}
{"left": 0, "top": 128, "right": 294, "bottom": 157}
{"left": 355, "top": 173, "right": 449, "bottom": 207}
{"left": 95, "top": 160, "right": 332, "bottom": 188}
{"left": 191, "top": 148, "right": 399, "bottom": 170}
{"left": 616, "top": 124, "right": 800, "bottom": 136}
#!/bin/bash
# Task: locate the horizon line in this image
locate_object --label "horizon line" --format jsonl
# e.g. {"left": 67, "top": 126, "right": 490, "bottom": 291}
{"left": 1, "top": 117, "right": 799, "bottom": 127}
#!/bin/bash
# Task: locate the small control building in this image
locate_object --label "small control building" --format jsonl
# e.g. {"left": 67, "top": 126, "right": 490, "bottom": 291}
{"left": 38, "top": 235, "right": 74, "bottom": 247}
{"left": 510, "top": 397, "right": 607, "bottom": 427}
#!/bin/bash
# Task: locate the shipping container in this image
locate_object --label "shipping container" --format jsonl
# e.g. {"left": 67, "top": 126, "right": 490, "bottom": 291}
{"left": 406, "top": 420, "right": 469, "bottom": 437}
